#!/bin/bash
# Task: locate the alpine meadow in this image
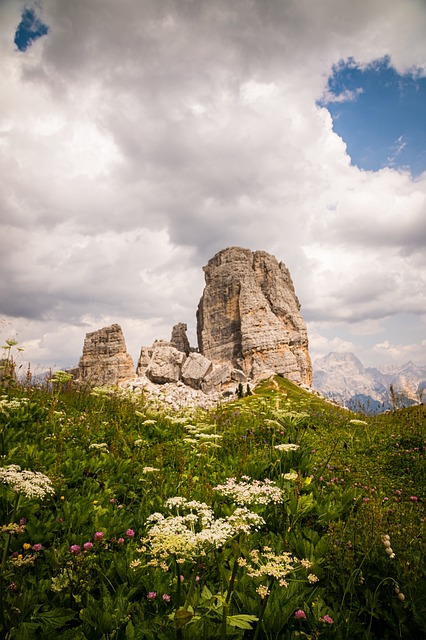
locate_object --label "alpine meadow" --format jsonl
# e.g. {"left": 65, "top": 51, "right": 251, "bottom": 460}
{"left": 0, "top": 341, "right": 424, "bottom": 640}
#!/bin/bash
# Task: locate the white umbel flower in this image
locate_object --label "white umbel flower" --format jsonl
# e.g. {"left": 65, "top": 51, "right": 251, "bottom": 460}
{"left": 0, "top": 465, "right": 55, "bottom": 499}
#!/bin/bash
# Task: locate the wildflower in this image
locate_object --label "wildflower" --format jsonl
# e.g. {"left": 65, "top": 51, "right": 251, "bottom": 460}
{"left": 244, "top": 548, "right": 304, "bottom": 587}
{"left": 320, "top": 615, "right": 334, "bottom": 624}
{"left": 142, "top": 466, "right": 160, "bottom": 474}
{"left": 109, "top": 498, "right": 115, "bottom": 503}
{"left": 283, "top": 472, "right": 298, "bottom": 481}
{"left": 83, "top": 542, "right": 94, "bottom": 551}
{"left": 274, "top": 443, "right": 300, "bottom": 452}
{"left": 51, "top": 570, "right": 72, "bottom": 592}
{"left": 410, "top": 496, "right": 418, "bottom": 502}
{"left": 137, "top": 497, "right": 265, "bottom": 568}
{"left": 308, "top": 573, "right": 319, "bottom": 583}
{"left": 147, "top": 591, "right": 156, "bottom": 600}
{"left": 256, "top": 584, "right": 270, "bottom": 599}
{"left": 295, "top": 609, "right": 306, "bottom": 619}
{"left": 89, "top": 443, "right": 109, "bottom": 453}
{"left": 381, "top": 534, "right": 395, "bottom": 558}
{"left": 213, "top": 477, "right": 283, "bottom": 505}
{"left": 23, "top": 543, "right": 31, "bottom": 550}
{"left": 94, "top": 531, "right": 103, "bottom": 542}
{"left": 0, "top": 465, "right": 55, "bottom": 500}
{"left": 126, "top": 529, "right": 135, "bottom": 538}
{"left": 70, "top": 544, "right": 81, "bottom": 555}
{"left": 32, "top": 543, "right": 42, "bottom": 551}
{"left": 13, "top": 554, "right": 36, "bottom": 567}
{"left": 117, "top": 538, "right": 125, "bottom": 545}
{"left": 162, "top": 593, "right": 171, "bottom": 602}
{"left": 0, "top": 523, "right": 26, "bottom": 535}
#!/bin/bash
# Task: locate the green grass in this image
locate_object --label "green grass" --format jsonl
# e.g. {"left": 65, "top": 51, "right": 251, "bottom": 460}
{"left": 0, "top": 372, "right": 424, "bottom": 639}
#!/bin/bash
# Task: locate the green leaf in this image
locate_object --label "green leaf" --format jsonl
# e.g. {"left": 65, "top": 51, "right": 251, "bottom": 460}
{"left": 32, "top": 608, "right": 76, "bottom": 630}
{"left": 126, "top": 620, "right": 135, "bottom": 640}
{"left": 174, "top": 609, "right": 193, "bottom": 629}
{"left": 201, "top": 585, "right": 214, "bottom": 601}
{"left": 227, "top": 614, "right": 259, "bottom": 629}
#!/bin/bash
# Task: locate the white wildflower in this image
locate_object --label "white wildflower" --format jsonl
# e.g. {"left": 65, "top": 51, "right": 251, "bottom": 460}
{"left": 245, "top": 548, "right": 298, "bottom": 584}
{"left": 274, "top": 444, "right": 300, "bottom": 452}
{"left": 382, "top": 533, "right": 395, "bottom": 558}
{"left": 0, "top": 465, "right": 55, "bottom": 500}
{"left": 89, "top": 442, "right": 109, "bottom": 452}
{"left": 142, "top": 466, "right": 160, "bottom": 474}
{"left": 137, "top": 498, "right": 265, "bottom": 565}
{"left": 256, "top": 584, "right": 270, "bottom": 599}
{"left": 283, "top": 472, "right": 298, "bottom": 481}
{"left": 213, "top": 477, "right": 283, "bottom": 506}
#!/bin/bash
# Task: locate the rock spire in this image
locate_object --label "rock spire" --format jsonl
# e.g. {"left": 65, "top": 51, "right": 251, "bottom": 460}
{"left": 197, "top": 247, "right": 312, "bottom": 386}
{"left": 76, "top": 324, "right": 135, "bottom": 386}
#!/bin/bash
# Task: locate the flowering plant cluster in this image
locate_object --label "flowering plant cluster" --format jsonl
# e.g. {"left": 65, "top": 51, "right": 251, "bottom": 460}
{"left": 183, "top": 422, "right": 223, "bottom": 451}
{"left": 213, "top": 475, "right": 283, "bottom": 505}
{"left": 0, "top": 465, "right": 55, "bottom": 500}
{"left": 239, "top": 546, "right": 317, "bottom": 589}
{"left": 274, "top": 443, "right": 300, "bottom": 452}
{"left": 0, "top": 396, "right": 28, "bottom": 414}
{"left": 131, "top": 496, "right": 265, "bottom": 568}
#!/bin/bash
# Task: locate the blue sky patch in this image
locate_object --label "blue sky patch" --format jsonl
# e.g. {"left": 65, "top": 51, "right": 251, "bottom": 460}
{"left": 14, "top": 6, "right": 49, "bottom": 52}
{"left": 320, "top": 57, "right": 426, "bottom": 177}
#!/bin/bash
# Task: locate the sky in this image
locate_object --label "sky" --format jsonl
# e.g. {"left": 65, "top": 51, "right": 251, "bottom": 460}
{"left": 1, "top": 0, "right": 425, "bottom": 376}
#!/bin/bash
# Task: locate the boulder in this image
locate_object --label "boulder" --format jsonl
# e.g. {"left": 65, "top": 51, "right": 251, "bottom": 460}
{"left": 181, "top": 352, "right": 213, "bottom": 389}
{"left": 145, "top": 341, "right": 186, "bottom": 384}
{"left": 201, "top": 362, "right": 232, "bottom": 393}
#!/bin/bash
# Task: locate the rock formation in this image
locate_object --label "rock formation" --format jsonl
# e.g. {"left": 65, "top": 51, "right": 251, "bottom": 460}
{"left": 181, "top": 352, "right": 212, "bottom": 389}
{"left": 76, "top": 324, "right": 135, "bottom": 386}
{"left": 170, "top": 323, "right": 191, "bottom": 355}
{"left": 145, "top": 341, "right": 186, "bottom": 384}
{"left": 73, "top": 247, "right": 312, "bottom": 397}
{"left": 197, "top": 247, "right": 312, "bottom": 386}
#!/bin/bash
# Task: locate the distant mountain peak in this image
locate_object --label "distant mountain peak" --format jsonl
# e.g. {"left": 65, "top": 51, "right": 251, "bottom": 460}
{"left": 313, "top": 351, "right": 426, "bottom": 413}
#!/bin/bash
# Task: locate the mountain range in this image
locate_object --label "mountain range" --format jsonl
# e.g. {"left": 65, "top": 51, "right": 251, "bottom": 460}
{"left": 312, "top": 352, "right": 426, "bottom": 413}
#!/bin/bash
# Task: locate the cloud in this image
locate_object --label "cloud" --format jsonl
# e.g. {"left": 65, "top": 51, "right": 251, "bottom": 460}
{"left": 321, "top": 87, "right": 364, "bottom": 104}
{"left": 1, "top": 0, "right": 426, "bottom": 369}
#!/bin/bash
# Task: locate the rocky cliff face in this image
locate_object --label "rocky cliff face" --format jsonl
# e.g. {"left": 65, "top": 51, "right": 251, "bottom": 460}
{"left": 197, "top": 247, "right": 312, "bottom": 385}
{"left": 76, "top": 324, "right": 135, "bottom": 386}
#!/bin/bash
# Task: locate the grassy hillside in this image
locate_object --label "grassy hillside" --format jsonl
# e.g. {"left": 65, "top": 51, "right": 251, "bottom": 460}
{"left": 0, "top": 370, "right": 424, "bottom": 639}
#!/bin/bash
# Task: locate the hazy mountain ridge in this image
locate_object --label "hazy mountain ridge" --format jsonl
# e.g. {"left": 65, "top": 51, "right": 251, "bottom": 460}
{"left": 313, "top": 352, "right": 426, "bottom": 412}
